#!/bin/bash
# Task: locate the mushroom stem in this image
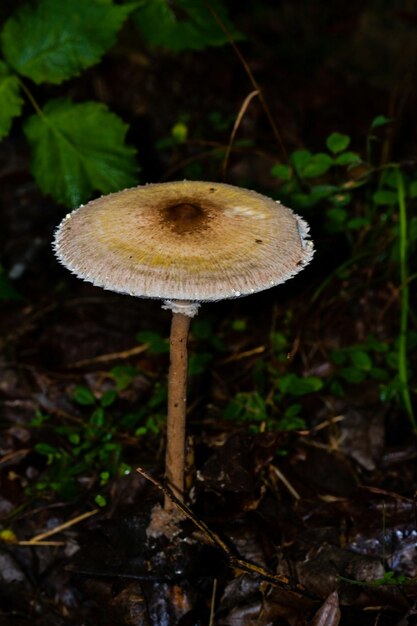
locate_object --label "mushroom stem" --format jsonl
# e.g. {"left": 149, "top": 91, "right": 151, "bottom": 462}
{"left": 165, "top": 310, "right": 191, "bottom": 510}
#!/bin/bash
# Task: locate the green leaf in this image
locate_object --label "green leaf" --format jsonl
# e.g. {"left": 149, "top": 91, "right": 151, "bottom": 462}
{"left": 224, "top": 391, "right": 267, "bottom": 423}
{"left": 278, "top": 374, "right": 323, "bottom": 396}
{"left": 133, "top": 0, "right": 242, "bottom": 52}
{"left": 171, "top": 121, "right": 188, "bottom": 143}
{"left": 349, "top": 349, "right": 373, "bottom": 371}
{"left": 326, "top": 132, "right": 350, "bottom": 154}
{"left": 136, "top": 330, "right": 169, "bottom": 354}
{"left": 68, "top": 432, "right": 80, "bottom": 445}
{"left": 231, "top": 318, "right": 247, "bottom": 332}
{"left": 277, "top": 415, "right": 306, "bottom": 431}
{"left": 0, "top": 62, "right": 24, "bottom": 139}
{"left": 271, "top": 331, "right": 287, "bottom": 354}
{"left": 73, "top": 385, "right": 96, "bottom": 406}
{"left": 291, "top": 192, "right": 313, "bottom": 209}
{"left": 340, "top": 367, "right": 366, "bottom": 383}
{"left": 100, "top": 389, "right": 117, "bottom": 407}
{"left": 346, "top": 217, "right": 369, "bottom": 230}
{"left": 309, "top": 185, "right": 338, "bottom": 203}
{"left": 370, "top": 367, "right": 389, "bottom": 382}
{"left": 371, "top": 115, "right": 392, "bottom": 129}
{"left": 326, "top": 207, "right": 347, "bottom": 223}
{"left": 302, "top": 153, "right": 333, "bottom": 178}
{"left": 95, "top": 494, "right": 107, "bottom": 507}
{"left": 366, "top": 336, "right": 389, "bottom": 353}
{"left": 290, "top": 149, "right": 311, "bottom": 173}
{"left": 90, "top": 407, "right": 105, "bottom": 427}
{"left": 271, "top": 163, "right": 292, "bottom": 181}
{"left": 372, "top": 190, "right": 397, "bottom": 205}
{"left": 111, "top": 365, "right": 138, "bottom": 391}
{"left": 334, "top": 151, "right": 361, "bottom": 166}
{"left": 1, "top": 0, "right": 134, "bottom": 84}
{"left": 24, "top": 99, "right": 138, "bottom": 207}
{"left": 331, "top": 349, "right": 347, "bottom": 365}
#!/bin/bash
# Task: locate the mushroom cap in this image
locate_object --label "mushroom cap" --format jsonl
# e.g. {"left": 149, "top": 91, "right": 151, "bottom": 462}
{"left": 53, "top": 180, "right": 314, "bottom": 302}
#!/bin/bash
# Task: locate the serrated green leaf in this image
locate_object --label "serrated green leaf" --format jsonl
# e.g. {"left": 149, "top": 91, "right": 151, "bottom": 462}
{"left": 0, "top": 62, "right": 24, "bottom": 139}
{"left": 1, "top": 0, "right": 134, "bottom": 84}
{"left": 2, "top": 0, "right": 135, "bottom": 84}
{"left": 302, "top": 153, "right": 333, "bottom": 178}
{"left": 133, "top": 0, "right": 242, "bottom": 52}
{"left": 334, "top": 151, "right": 361, "bottom": 166}
{"left": 373, "top": 190, "right": 397, "bottom": 205}
{"left": 24, "top": 99, "right": 138, "bottom": 207}
{"left": 326, "top": 132, "right": 350, "bottom": 154}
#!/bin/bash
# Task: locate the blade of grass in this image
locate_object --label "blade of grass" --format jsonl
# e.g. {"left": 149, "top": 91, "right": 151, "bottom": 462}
{"left": 396, "top": 168, "right": 416, "bottom": 431}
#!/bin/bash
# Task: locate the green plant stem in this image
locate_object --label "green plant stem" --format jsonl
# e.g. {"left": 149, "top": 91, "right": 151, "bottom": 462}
{"left": 396, "top": 168, "right": 416, "bottom": 430}
{"left": 17, "top": 77, "right": 44, "bottom": 117}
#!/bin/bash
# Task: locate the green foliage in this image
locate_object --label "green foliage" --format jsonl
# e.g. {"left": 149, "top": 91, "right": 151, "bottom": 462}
{"left": 0, "top": 0, "right": 238, "bottom": 208}
{"left": 224, "top": 389, "right": 307, "bottom": 433}
{"left": 278, "top": 374, "right": 323, "bottom": 395}
{"left": 136, "top": 330, "right": 170, "bottom": 354}
{"left": 72, "top": 385, "right": 96, "bottom": 406}
{"left": 111, "top": 365, "right": 139, "bottom": 391}
{"left": 271, "top": 131, "right": 366, "bottom": 233}
{"left": 30, "top": 375, "right": 165, "bottom": 499}
{"left": 1, "top": 0, "right": 134, "bottom": 84}
{"left": 370, "top": 115, "right": 392, "bottom": 129}
{"left": 326, "top": 132, "right": 350, "bottom": 154}
{"left": 0, "top": 61, "right": 23, "bottom": 139}
{"left": 24, "top": 99, "right": 137, "bottom": 207}
{"left": 132, "top": 0, "right": 242, "bottom": 52}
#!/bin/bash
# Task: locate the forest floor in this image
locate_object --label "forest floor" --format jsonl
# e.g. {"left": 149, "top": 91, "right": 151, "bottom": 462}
{"left": 1, "top": 4, "right": 417, "bottom": 624}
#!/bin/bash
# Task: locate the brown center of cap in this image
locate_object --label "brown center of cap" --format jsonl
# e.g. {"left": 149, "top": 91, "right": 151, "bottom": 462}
{"left": 160, "top": 202, "right": 211, "bottom": 234}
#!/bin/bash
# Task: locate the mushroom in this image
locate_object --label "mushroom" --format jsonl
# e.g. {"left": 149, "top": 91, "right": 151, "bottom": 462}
{"left": 53, "top": 180, "right": 314, "bottom": 508}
